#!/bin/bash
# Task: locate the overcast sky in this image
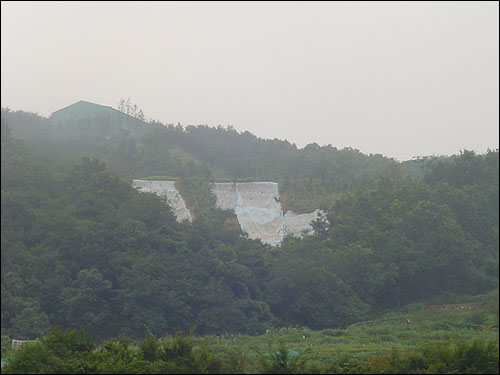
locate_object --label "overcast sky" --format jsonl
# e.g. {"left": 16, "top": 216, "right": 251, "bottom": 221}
{"left": 1, "top": 1, "right": 498, "bottom": 160}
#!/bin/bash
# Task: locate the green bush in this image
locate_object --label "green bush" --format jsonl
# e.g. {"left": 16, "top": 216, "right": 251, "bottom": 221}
{"left": 466, "top": 311, "right": 487, "bottom": 325}
{"left": 366, "top": 340, "right": 499, "bottom": 374}
{"left": 404, "top": 302, "right": 427, "bottom": 313}
{"left": 322, "top": 329, "right": 345, "bottom": 337}
{"left": 253, "top": 342, "right": 307, "bottom": 374}
{"left": 1, "top": 335, "right": 12, "bottom": 358}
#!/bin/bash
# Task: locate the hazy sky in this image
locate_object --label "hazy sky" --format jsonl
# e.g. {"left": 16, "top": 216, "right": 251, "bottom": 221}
{"left": 1, "top": 1, "right": 498, "bottom": 160}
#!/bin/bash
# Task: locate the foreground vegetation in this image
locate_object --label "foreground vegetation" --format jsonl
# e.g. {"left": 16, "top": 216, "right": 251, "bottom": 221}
{"left": 2, "top": 298, "right": 498, "bottom": 373}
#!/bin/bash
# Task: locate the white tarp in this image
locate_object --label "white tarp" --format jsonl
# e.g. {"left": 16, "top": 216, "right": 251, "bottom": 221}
{"left": 233, "top": 183, "right": 283, "bottom": 246}
{"left": 235, "top": 206, "right": 284, "bottom": 246}
{"left": 11, "top": 340, "right": 34, "bottom": 350}
{"left": 212, "top": 182, "right": 324, "bottom": 246}
{"left": 132, "top": 180, "right": 193, "bottom": 222}
{"left": 133, "top": 180, "right": 324, "bottom": 245}
{"left": 212, "top": 183, "right": 238, "bottom": 210}
{"left": 283, "top": 209, "right": 323, "bottom": 238}
{"left": 234, "top": 182, "right": 281, "bottom": 210}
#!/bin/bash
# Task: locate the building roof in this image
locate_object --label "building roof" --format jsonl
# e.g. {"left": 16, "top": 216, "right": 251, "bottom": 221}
{"left": 51, "top": 100, "right": 120, "bottom": 120}
{"left": 49, "top": 100, "right": 147, "bottom": 137}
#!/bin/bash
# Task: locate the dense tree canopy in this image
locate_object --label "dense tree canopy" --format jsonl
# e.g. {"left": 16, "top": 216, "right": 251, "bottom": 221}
{"left": 1, "top": 110, "right": 498, "bottom": 341}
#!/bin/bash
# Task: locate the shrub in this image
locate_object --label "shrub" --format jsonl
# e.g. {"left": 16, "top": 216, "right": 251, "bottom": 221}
{"left": 465, "top": 311, "right": 487, "bottom": 325}
{"left": 322, "top": 329, "right": 345, "bottom": 337}
{"left": 404, "top": 302, "right": 427, "bottom": 313}
{"left": 253, "top": 342, "right": 307, "bottom": 374}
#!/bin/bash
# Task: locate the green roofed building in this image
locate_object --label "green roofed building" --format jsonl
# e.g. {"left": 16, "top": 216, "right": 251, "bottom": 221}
{"left": 50, "top": 100, "right": 147, "bottom": 138}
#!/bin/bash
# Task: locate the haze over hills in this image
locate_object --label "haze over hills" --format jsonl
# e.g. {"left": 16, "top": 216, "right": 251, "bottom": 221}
{"left": 1, "top": 2, "right": 498, "bottom": 373}
{"left": 2, "top": 3, "right": 498, "bottom": 161}
{"left": 1, "top": 100, "right": 424, "bottom": 181}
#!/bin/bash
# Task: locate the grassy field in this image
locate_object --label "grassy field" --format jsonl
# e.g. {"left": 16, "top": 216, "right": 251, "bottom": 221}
{"left": 183, "top": 297, "right": 498, "bottom": 365}
{"left": 1, "top": 294, "right": 498, "bottom": 373}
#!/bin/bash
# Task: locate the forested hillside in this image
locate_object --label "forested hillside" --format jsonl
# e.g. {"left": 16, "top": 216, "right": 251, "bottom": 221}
{"left": 1, "top": 108, "right": 418, "bottom": 184}
{"left": 1, "top": 109, "right": 498, "bottom": 343}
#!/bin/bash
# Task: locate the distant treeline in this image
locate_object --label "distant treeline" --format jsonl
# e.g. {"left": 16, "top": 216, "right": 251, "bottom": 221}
{"left": 1, "top": 107, "right": 425, "bottom": 184}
